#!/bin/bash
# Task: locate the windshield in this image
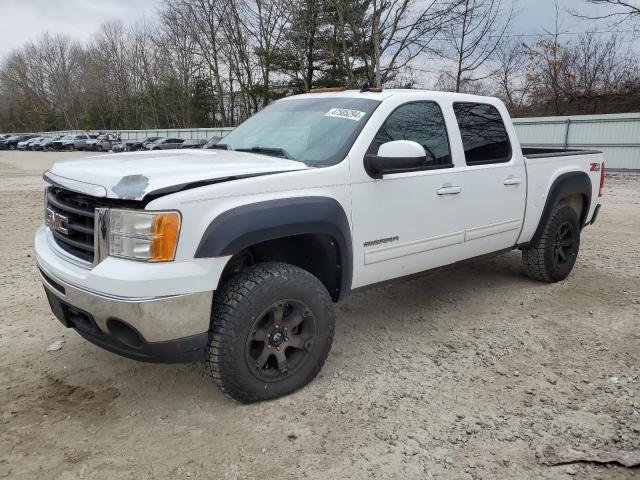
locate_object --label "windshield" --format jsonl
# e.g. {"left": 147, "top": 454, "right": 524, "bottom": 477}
{"left": 221, "top": 97, "right": 380, "bottom": 165}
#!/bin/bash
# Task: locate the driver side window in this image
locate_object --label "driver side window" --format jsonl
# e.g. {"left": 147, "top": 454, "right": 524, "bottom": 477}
{"left": 372, "top": 101, "right": 452, "bottom": 168}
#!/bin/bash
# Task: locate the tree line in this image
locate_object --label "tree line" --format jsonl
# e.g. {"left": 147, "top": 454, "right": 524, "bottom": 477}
{"left": 1, "top": 0, "right": 639, "bottom": 133}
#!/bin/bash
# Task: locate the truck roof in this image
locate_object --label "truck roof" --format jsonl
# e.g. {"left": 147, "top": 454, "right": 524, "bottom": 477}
{"left": 281, "top": 88, "right": 502, "bottom": 105}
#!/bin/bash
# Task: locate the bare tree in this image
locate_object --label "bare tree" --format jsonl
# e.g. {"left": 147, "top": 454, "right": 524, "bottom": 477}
{"left": 250, "top": 0, "right": 289, "bottom": 105}
{"left": 441, "top": 0, "right": 514, "bottom": 92}
{"left": 493, "top": 40, "right": 532, "bottom": 111}
{"left": 575, "top": 0, "right": 640, "bottom": 22}
{"left": 357, "top": 0, "right": 461, "bottom": 87}
{"left": 172, "top": 0, "right": 230, "bottom": 126}
{"left": 0, "top": 33, "right": 84, "bottom": 130}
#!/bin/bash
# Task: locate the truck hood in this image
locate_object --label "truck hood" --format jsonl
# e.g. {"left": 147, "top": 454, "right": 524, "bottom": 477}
{"left": 45, "top": 149, "right": 311, "bottom": 200}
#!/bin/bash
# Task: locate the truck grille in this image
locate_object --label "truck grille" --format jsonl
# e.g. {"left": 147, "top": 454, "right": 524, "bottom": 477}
{"left": 46, "top": 187, "right": 99, "bottom": 263}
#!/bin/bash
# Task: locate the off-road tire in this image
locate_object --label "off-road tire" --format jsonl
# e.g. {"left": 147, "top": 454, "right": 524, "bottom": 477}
{"left": 205, "top": 262, "right": 335, "bottom": 403}
{"left": 522, "top": 204, "right": 581, "bottom": 282}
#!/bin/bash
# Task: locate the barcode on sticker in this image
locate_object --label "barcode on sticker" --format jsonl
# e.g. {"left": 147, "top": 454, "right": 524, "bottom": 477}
{"left": 325, "top": 108, "right": 366, "bottom": 121}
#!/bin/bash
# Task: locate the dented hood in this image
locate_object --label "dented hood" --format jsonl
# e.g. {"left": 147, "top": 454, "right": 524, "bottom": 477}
{"left": 45, "top": 149, "right": 310, "bottom": 200}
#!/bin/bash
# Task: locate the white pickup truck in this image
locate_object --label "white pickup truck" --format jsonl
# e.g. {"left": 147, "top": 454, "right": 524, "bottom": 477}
{"left": 35, "top": 88, "right": 604, "bottom": 402}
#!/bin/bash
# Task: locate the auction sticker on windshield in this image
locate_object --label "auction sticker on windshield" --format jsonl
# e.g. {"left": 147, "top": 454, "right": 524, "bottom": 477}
{"left": 325, "top": 108, "right": 366, "bottom": 121}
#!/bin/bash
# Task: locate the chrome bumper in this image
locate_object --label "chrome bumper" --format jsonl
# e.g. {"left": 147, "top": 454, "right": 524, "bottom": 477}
{"left": 38, "top": 264, "right": 212, "bottom": 362}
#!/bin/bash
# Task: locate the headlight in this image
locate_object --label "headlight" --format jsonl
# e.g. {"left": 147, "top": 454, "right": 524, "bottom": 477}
{"left": 109, "top": 209, "right": 181, "bottom": 262}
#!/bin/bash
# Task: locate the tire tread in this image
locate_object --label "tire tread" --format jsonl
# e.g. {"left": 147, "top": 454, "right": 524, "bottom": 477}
{"left": 522, "top": 205, "right": 579, "bottom": 283}
{"left": 204, "top": 262, "right": 334, "bottom": 403}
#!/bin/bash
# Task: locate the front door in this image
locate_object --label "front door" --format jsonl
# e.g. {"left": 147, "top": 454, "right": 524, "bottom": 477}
{"left": 350, "top": 101, "right": 467, "bottom": 289}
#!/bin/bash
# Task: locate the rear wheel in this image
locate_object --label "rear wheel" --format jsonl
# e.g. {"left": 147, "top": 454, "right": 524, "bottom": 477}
{"left": 205, "top": 262, "right": 335, "bottom": 403}
{"left": 522, "top": 204, "right": 581, "bottom": 282}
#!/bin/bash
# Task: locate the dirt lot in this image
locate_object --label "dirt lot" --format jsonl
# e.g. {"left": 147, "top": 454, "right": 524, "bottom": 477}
{"left": 0, "top": 150, "right": 638, "bottom": 479}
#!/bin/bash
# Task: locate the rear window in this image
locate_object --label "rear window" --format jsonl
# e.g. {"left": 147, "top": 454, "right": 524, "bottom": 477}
{"left": 453, "top": 103, "right": 511, "bottom": 165}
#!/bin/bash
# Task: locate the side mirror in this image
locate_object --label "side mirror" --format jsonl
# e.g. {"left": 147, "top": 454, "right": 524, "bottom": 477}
{"left": 364, "top": 140, "right": 427, "bottom": 179}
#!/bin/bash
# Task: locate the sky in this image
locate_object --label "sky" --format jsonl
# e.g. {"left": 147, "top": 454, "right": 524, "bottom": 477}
{"left": 0, "top": 0, "right": 634, "bottom": 59}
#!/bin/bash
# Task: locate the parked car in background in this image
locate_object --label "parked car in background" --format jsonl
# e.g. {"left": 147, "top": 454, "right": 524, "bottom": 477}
{"left": 29, "top": 137, "right": 49, "bottom": 151}
{"left": 111, "top": 142, "right": 126, "bottom": 153}
{"left": 51, "top": 135, "right": 74, "bottom": 151}
{"left": 80, "top": 134, "right": 99, "bottom": 150}
{"left": 124, "top": 136, "right": 163, "bottom": 151}
{"left": 146, "top": 138, "right": 185, "bottom": 150}
{"left": 203, "top": 136, "right": 222, "bottom": 149}
{"left": 18, "top": 136, "right": 44, "bottom": 151}
{"left": 37, "top": 135, "right": 65, "bottom": 151}
{"left": 96, "top": 133, "right": 120, "bottom": 152}
{"left": 55, "top": 134, "right": 91, "bottom": 151}
{"left": 84, "top": 134, "right": 102, "bottom": 151}
{"left": 0, "top": 134, "right": 37, "bottom": 150}
{"left": 178, "top": 139, "right": 206, "bottom": 149}
{"left": 24, "top": 136, "right": 47, "bottom": 151}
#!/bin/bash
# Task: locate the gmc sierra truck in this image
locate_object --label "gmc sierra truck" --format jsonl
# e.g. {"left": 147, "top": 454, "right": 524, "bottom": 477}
{"left": 35, "top": 89, "right": 604, "bottom": 402}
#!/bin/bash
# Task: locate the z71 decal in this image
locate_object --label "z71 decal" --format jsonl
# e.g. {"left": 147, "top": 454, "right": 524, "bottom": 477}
{"left": 590, "top": 163, "right": 601, "bottom": 172}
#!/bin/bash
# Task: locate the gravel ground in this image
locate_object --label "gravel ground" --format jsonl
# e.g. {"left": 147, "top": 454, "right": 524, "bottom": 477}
{"left": 0, "top": 151, "right": 638, "bottom": 480}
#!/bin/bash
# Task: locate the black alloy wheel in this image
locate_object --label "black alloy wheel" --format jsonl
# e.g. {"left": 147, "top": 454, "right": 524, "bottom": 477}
{"left": 553, "top": 221, "right": 576, "bottom": 266}
{"left": 245, "top": 300, "right": 316, "bottom": 382}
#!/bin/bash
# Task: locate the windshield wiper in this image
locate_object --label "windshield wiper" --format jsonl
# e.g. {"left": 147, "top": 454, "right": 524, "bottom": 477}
{"left": 235, "top": 146, "right": 296, "bottom": 160}
{"left": 207, "top": 143, "right": 231, "bottom": 150}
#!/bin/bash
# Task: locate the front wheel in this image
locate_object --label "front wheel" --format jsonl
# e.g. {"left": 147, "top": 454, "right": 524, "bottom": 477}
{"left": 205, "top": 262, "right": 335, "bottom": 403}
{"left": 522, "top": 204, "right": 581, "bottom": 282}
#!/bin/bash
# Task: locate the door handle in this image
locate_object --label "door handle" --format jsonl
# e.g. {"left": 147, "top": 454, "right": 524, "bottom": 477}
{"left": 436, "top": 185, "right": 462, "bottom": 195}
{"left": 503, "top": 176, "right": 522, "bottom": 186}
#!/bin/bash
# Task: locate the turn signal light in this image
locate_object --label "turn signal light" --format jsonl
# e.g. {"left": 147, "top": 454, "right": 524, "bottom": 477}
{"left": 150, "top": 213, "right": 181, "bottom": 261}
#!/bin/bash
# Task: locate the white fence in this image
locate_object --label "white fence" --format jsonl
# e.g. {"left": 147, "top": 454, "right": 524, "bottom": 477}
{"left": 13, "top": 127, "right": 234, "bottom": 141}
{"left": 513, "top": 112, "right": 640, "bottom": 170}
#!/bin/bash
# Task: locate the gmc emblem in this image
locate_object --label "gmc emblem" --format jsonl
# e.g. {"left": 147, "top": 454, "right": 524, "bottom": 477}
{"left": 46, "top": 208, "right": 69, "bottom": 235}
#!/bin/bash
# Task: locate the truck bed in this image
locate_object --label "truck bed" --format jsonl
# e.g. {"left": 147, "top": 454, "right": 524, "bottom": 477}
{"left": 517, "top": 149, "right": 604, "bottom": 245}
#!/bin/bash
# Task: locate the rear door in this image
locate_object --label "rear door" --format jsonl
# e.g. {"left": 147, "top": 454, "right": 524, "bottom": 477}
{"left": 450, "top": 102, "right": 526, "bottom": 259}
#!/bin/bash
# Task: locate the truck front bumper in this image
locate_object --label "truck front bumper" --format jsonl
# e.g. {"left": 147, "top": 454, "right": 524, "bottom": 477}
{"left": 39, "top": 265, "right": 211, "bottom": 363}
{"left": 34, "top": 226, "right": 225, "bottom": 363}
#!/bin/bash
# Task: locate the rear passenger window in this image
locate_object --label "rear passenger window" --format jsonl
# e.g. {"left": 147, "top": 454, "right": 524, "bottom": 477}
{"left": 372, "top": 101, "right": 451, "bottom": 168}
{"left": 453, "top": 103, "right": 511, "bottom": 165}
